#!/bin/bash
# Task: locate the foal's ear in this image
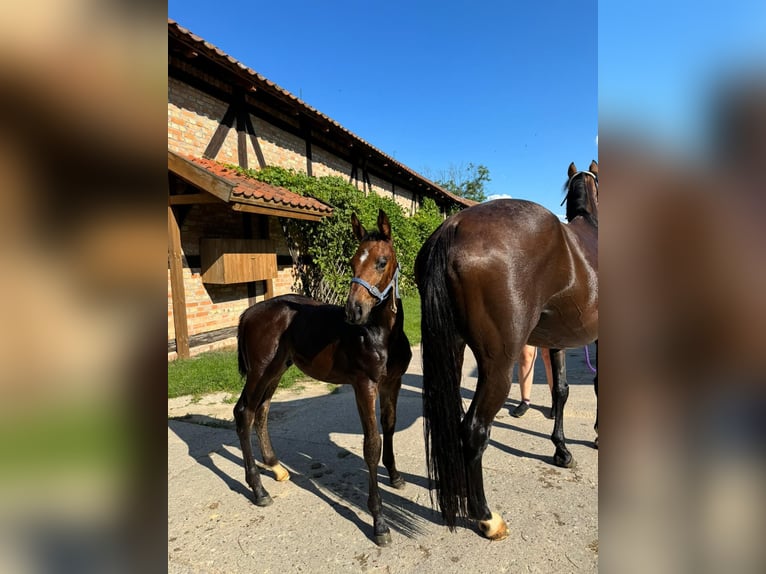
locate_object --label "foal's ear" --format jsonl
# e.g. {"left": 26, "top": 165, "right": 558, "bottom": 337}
{"left": 568, "top": 162, "right": 578, "bottom": 179}
{"left": 351, "top": 213, "right": 367, "bottom": 241}
{"left": 377, "top": 209, "right": 391, "bottom": 240}
{"left": 589, "top": 160, "right": 598, "bottom": 177}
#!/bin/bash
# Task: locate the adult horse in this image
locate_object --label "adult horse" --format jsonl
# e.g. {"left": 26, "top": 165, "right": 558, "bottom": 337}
{"left": 234, "top": 209, "right": 411, "bottom": 546}
{"left": 415, "top": 161, "right": 598, "bottom": 540}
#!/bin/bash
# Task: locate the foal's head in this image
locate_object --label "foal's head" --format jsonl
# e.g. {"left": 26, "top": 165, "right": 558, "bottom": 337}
{"left": 345, "top": 209, "right": 399, "bottom": 325}
{"left": 564, "top": 160, "right": 599, "bottom": 226}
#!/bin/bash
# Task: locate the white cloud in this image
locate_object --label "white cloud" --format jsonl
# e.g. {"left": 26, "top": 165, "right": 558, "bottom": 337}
{"left": 485, "top": 194, "right": 513, "bottom": 202}
{"left": 595, "top": 134, "right": 599, "bottom": 146}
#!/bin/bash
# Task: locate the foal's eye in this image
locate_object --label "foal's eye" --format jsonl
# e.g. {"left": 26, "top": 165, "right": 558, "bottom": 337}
{"left": 376, "top": 257, "right": 388, "bottom": 271}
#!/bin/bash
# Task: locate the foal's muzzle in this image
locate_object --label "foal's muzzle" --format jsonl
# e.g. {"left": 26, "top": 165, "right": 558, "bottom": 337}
{"left": 344, "top": 290, "right": 370, "bottom": 325}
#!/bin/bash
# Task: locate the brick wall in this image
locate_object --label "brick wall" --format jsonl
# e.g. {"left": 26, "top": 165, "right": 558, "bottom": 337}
{"left": 168, "top": 78, "right": 423, "bottom": 210}
{"left": 253, "top": 117, "right": 307, "bottom": 172}
{"left": 312, "top": 146, "right": 352, "bottom": 179}
{"left": 168, "top": 77, "right": 228, "bottom": 158}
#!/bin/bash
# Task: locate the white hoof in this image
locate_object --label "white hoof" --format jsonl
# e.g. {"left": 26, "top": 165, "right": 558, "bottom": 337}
{"left": 478, "top": 512, "right": 509, "bottom": 541}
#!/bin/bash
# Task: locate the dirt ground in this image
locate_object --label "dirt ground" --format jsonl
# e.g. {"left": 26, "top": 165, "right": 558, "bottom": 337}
{"left": 168, "top": 344, "right": 598, "bottom": 573}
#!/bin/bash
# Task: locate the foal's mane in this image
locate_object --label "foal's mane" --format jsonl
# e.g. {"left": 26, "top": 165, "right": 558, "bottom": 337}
{"left": 562, "top": 173, "right": 598, "bottom": 227}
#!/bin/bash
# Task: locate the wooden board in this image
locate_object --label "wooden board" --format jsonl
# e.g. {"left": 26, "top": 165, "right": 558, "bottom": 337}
{"left": 200, "top": 238, "right": 278, "bottom": 284}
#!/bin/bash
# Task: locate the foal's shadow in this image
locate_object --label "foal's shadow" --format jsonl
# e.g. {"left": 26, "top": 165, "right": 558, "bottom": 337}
{"left": 169, "top": 375, "right": 438, "bottom": 544}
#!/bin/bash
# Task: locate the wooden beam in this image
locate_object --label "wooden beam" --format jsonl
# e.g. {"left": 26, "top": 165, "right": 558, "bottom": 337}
{"left": 230, "top": 202, "right": 327, "bottom": 222}
{"left": 168, "top": 151, "right": 233, "bottom": 202}
{"left": 203, "top": 102, "right": 236, "bottom": 159}
{"left": 244, "top": 112, "right": 267, "bottom": 169}
{"left": 301, "top": 117, "right": 313, "bottom": 177}
{"left": 168, "top": 201, "right": 190, "bottom": 358}
{"left": 235, "top": 90, "right": 248, "bottom": 168}
{"left": 168, "top": 193, "right": 224, "bottom": 205}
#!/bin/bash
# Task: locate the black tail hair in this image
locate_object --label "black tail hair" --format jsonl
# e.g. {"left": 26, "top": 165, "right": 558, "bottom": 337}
{"left": 417, "top": 222, "right": 469, "bottom": 529}
{"left": 237, "top": 308, "right": 250, "bottom": 378}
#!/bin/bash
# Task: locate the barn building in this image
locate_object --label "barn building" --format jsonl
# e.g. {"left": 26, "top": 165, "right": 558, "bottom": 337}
{"left": 168, "top": 20, "right": 470, "bottom": 359}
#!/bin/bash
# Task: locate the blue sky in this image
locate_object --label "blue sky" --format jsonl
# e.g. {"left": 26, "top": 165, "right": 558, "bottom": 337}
{"left": 168, "top": 1, "right": 597, "bottom": 216}
{"left": 599, "top": 1, "right": 766, "bottom": 155}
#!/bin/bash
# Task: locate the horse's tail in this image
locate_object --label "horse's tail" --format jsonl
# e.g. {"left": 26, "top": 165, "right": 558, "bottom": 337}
{"left": 416, "top": 222, "right": 468, "bottom": 530}
{"left": 237, "top": 308, "right": 251, "bottom": 378}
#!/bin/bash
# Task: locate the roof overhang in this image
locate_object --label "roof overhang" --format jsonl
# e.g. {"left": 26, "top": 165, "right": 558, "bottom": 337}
{"left": 168, "top": 150, "right": 333, "bottom": 222}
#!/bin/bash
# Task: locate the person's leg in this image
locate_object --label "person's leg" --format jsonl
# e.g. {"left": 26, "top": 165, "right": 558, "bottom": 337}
{"left": 540, "top": 347, "right": 555, "bottom": 418}
{"left": 512, "top": 345, "right": 536, "bottom": 417}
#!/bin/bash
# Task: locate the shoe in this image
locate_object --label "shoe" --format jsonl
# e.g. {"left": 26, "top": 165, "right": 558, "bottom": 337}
{"left": 511, "top": 401, "right": 530, "bottom": 418}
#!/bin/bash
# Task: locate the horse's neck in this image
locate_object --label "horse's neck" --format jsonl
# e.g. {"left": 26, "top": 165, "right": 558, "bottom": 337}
{"left": 567, "top": 216, "right": 597, "bottom": 237}
{"left": 565, "top": 217, "right": 598, "bottom": 266}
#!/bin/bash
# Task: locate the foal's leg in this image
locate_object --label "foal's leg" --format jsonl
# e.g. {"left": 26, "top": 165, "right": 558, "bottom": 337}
{"left": 234, "top": 378, "right": 273, "bottom": 506}
{"left": 253, "top": 370, "right": 291, "bottom": 482}
{"left": 352, "top": 378, "right": 390, "bottom": 546}
{"left": 462, "top": 355, "right": 513, "bottom": 541}
{"left": 550, "top": 348, "right": 574, "bottom": 467}
{"left": 379, "top": 375, "right": 405, "bottom": 489}
{"left": 234, "top": 344, "right": 290, "bottom": 505}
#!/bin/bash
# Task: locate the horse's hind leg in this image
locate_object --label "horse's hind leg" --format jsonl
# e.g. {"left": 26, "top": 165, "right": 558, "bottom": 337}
{"left": 463, "top": 354, "right": 513, "bottom": 541}
{"left": 379, "top": 374, "right": 405, "bottom": 489}
{"left": 593, "top": 340, "right": 598, "bottom": 448}
{"left": 234, "top": 385, "right": 272, "bottom": 506}
{"left": 550, "top": 348, "right": 574, "bottom": 468}
{"left": 353, "top": 378, "right": 391, "bottom": 546}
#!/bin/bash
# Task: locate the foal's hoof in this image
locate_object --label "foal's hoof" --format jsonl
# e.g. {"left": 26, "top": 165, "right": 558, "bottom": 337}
{"left": 374, "top": 531, "right": 392, "bottom": 547}
{"left": 271, "top": 463, "right": 290, "bottom": 482}
{"left": 390, "top": 475, "right": 406, "bottom": 490}
{"left": 253, "top": 493, "right": 273, "bottom": 507}
{"left": 479, "top": 512, "right": 509, "bottom": 541}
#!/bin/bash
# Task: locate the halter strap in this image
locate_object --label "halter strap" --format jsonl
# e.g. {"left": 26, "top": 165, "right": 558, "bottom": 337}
{"left": 561, "top": 170, "right": 598, "bottom": 205}
{"left": 350, "top": 264, "right": 400, "bottom": 306}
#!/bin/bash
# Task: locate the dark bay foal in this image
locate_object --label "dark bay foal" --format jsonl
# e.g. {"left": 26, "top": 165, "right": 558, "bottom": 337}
{"left": 234, "top": 209, "right": 411, "bottom": 546}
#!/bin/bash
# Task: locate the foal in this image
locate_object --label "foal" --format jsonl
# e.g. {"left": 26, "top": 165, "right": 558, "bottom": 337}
{"left": 234, "top": 209, "right": 411, "bottom": 546}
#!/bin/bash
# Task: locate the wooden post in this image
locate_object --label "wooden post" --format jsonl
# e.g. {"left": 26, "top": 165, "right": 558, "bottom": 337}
{"left": 265, "top": 277, "right": 275, "bottom": 300}
{"left": 168, "top": 202, "right": 190, "bottom": 358}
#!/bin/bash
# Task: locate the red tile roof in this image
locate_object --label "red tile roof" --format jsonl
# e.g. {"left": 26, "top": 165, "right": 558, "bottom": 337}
{"left": 183, "top": 155, "right": 333, "bottom": 215}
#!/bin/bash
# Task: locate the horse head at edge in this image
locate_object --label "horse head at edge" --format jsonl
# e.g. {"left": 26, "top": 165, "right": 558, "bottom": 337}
{"left": 564, "top": 160, "right": 598, "bottom": 225}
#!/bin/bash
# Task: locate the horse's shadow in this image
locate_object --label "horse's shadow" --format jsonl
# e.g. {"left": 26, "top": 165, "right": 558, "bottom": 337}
{"left": 169, "top": 372, "right": 439, "bottom": 544}
{"left": 169, "top": 362, "right": 594, "bottom": 543}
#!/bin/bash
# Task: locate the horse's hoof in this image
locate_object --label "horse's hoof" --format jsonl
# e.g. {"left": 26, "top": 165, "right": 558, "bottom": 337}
{"left": 271, "top": 463, "right": 290, "bottom": 482}
{"left": 253, "top": 493, "right": 273, "bottom": 507}
{"left": 553, "top": 451, "right": 575, "bottom": 469}
{"left": 553, "top": 456, "right": 575, "bottom": 469}
{"left": 478, "top": 512, "right": 509, "bottom": 541}
{"left": 374, "top": 531, "right": 392, "bottom": 547}
{"left": 390, "top": 476, "right": 406, "bottom": 490}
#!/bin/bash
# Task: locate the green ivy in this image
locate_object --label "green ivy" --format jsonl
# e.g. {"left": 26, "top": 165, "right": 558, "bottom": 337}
{"left": 228, "top": 164, "right": 446, "bottom": 299}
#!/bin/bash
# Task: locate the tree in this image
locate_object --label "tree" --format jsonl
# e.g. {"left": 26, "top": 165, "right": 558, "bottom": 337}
{"left": 435, "top": 162, "right": 490, "bottom": 202}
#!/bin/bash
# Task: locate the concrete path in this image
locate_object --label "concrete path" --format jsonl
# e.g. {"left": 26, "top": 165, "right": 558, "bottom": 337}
{"left": 168, "top": 345, "right": 598, "bottom": 573}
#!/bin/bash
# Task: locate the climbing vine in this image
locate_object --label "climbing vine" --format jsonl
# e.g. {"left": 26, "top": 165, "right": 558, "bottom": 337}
{"left": 228, "top": 165, "right": 446, "bottom": 300}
